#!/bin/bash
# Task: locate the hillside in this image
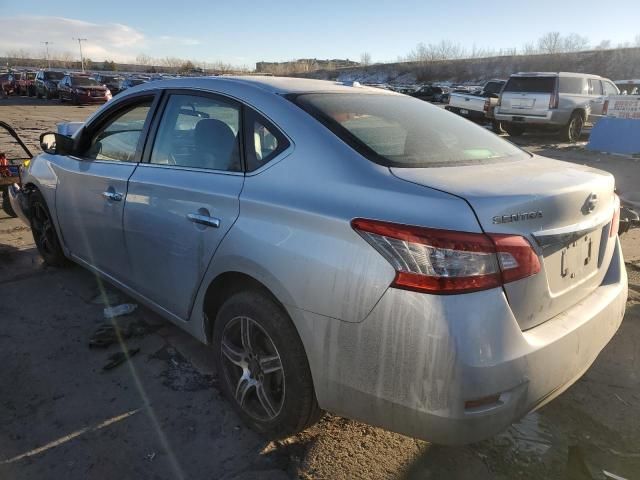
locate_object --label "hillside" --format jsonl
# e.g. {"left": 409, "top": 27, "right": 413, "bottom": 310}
{"left": 296, "top": 47, "right": 640, "bottom": 84}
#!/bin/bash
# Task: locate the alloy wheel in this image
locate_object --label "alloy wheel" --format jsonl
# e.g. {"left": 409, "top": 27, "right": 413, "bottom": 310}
{"left": 219, "top": 316, "right": 285, "bottom": 421}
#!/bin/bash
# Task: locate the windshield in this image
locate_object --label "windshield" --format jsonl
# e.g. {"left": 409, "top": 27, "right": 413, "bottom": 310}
{"left": 291, "top": 93, "right": 526, "bottom": 167}
{"left": 503, "top": 76, "right": 555, "bottom": 93}
{"left": 71, "top": 76, "right": 100, "bottom": 86}
{"left": 44, "top": 72, "right": 64, "bottom": 81}
{"left": 26, "top": 73, "right": 36, "bottom": 80}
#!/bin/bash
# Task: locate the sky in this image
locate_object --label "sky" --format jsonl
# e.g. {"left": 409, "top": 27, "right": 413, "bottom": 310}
{"left": 0, "top": 0, "right": 638, "bottom": 68}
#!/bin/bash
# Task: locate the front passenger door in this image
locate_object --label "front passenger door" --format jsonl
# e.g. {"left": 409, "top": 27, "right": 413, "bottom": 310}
{"left": 54, "top": 95, "right": 156, "bottom": 282}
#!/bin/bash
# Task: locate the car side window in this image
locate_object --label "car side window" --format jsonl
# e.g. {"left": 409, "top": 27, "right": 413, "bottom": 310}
{"left": 150, "top": 94, "right": 241, "bottom": 171}
{"left": 589, "top": 79, "right": 603, "bottom": 96}
{"left": 603, "top": 81, "right": 618, "bottom": 96}
{"left": 84, "top": 100, "right": 153, "bottom": 162}
{"left": 244, "top": 109, "right": 290, "bottom": 172}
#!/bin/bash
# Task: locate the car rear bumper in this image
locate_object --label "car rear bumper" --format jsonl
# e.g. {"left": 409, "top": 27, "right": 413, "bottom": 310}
{"left": 445, "top": 106, "right": 487, "bottom": 122}
{"left": 8, "top": 183, "right": 30, "bottom": 226}
{"left": 294, "top": 238, "right": 627, "bottom": 444}
{"left": 494, "top": 109, "right": 570, "bottom": 126}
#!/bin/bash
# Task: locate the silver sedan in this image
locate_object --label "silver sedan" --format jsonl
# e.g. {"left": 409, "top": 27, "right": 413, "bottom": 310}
{"left": 10, "top": 76, "right": 627, "bottom": 444}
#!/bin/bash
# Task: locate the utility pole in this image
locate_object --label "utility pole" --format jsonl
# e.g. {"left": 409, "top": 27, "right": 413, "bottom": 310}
{"left": 41, "top": 41, "right": 53, "bottom": 69}
{"left": 73, "top": 38, "right": 88, "bottom": 72}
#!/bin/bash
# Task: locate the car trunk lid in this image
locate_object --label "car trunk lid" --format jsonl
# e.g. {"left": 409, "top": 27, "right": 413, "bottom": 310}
{"left": 391, "top": 155, "right": 617, "bottom": 330}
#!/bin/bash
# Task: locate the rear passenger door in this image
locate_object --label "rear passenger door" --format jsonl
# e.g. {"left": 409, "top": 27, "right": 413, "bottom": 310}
{"left": 123, "top": 91, "right": 244, "bottom": 320}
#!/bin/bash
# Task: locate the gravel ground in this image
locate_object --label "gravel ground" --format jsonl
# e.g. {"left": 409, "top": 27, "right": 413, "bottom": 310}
{"left": 1, "top": 97, "right": 639, "bottom": 479}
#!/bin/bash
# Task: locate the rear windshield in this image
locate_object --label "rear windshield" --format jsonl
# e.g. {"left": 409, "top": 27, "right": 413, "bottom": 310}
{"left": 504, "top": 77, "right": 555, "bottom": 93}
{"left": 484, "top": 82, "right": 505, "bottom": 95}
{"left": 44, "top": 71, "right": 64, "bottom": 81}
{"left": 291, "top": 93, "right": 526, "bottom": 168}
{"left": 71, "top": 77, "right": 100, "bottom": 86}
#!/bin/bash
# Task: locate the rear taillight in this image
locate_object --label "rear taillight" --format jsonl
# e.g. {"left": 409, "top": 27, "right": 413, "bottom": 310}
{"left": 549, "top": 91, "right": 559, "bottom": 109}
{"left": 496, "top": 95, "right": 502, "bottom": 107}
{"left": 610, "top": 194, "right": 620, "bottom": 238}
{"left": 603, "top": 99, "right": 609, "bottom": 116}
{"left": 483, "top": 98, "right": 490, "bottom": 112}
{"left": 352, "top": 219, "right": 540, "bottom": 295}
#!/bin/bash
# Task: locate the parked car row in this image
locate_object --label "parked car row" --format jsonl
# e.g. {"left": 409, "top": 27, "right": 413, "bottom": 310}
{"left": 1, "top": 69, "right": 164, "bottom": 104}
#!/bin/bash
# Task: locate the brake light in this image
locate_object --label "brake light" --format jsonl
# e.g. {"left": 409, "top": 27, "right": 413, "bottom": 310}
{"left": 603, "top": 99, "right": 609, "bottom": 116}
{"left": 351, "top": 219, "right": 540, "bottom": 294}
{"left": 496, "top": 95, "right": 502, "bottom": 107}
{"left": 483, "top": 98, "right": 490, "bottom": 112}
{"left": 610, "top": 194, "right": 620, "bottom": 238}
{"left": 549, "top": 91, "right": 559, "bottom": 109}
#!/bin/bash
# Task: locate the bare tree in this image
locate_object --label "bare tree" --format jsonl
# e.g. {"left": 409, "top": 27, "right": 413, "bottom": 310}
{"left": 521, "top": 42, "right": 539, "bottom": 55}
{"left": 563, "top": 33, "right": 589, "bottom": 52}
{"left": 538, "top": 32, "right": 562, "bottom": 54}
{"left": 594, "top": 39, "right": 612, "bottom": 50}
{"left": 136, "top": 53, "right": 154, "bottom": 66}
{"left": 360, "top": 52, "right": 372, "bottom": 66}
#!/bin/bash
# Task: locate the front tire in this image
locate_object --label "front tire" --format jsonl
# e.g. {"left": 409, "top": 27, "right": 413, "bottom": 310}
{"left": 28, "top": 190, "right": 68, "bottom": 267}
{"left": 213, "top": 290, "right": 321, "bottom": 438}
{"left": 561, "top": 112, "right": 584, "bottom": 143}
{"left": 1, "top": 186, "right": 17, "bottom": 218}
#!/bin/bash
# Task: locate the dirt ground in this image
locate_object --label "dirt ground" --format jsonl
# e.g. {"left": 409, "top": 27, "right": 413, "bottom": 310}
{"left": 1, "top": 97, "right": 639, "bottom": 480}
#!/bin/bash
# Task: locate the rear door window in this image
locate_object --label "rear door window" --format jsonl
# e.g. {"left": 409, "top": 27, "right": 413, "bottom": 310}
{"left": 503, "top": 77, "right": 555, "bottom": 93}
{"left": 150, "top": 94, "right": 241, "bottom": 171}
{"left": 589, "top": 79, "right": 603, "bottom": 95}
{"left": 559, "top": 77, "right": 587, "bottom": 94}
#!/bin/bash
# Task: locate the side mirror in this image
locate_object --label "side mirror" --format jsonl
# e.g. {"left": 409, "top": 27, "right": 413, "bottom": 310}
{"left": 39, "top": 132, "right": 74, "bottom": 156}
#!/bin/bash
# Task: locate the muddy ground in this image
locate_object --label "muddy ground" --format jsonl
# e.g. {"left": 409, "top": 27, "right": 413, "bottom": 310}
{"left": 0, "top": 97, "right": 639, "bottom": 479}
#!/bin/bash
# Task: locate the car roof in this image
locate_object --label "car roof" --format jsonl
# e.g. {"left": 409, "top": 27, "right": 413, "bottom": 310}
{"left": 135, "top": 75, "right": 397, "bottom": 95}
{"left": 512, "top": 71, "right": 604, "bottom": 79}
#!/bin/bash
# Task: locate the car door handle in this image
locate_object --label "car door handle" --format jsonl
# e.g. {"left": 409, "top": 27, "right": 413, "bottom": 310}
{"left": 187, "top": 213, "right": 220, "bottom": 228}
{"left": 102, "top": 191, "right": 123, "bottom": 201}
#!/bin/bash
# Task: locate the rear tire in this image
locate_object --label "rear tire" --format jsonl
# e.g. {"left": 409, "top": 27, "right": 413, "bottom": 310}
{"left": 213, "top": 290, "right": 322, "bottom": 438}
{"left": 28, "top": 190, "right": 69, "bottom": 267}
{"left": 503, "top": 123, "right": 525, "bottom": 137}
{"left": 561, "top": 111, "right": 584, "bottom": 143}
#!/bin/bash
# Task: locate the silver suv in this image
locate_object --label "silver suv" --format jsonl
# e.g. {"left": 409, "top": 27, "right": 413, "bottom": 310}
{"left": 495, "top": 72, "right": 619, "bottom": 142}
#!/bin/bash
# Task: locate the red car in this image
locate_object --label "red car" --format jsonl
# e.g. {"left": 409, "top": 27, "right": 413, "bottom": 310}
{"left": 58, "top": 73, "right": 112, "bottom": 105}
{"left": 1, "top": 73, "right": 19, "bottom": 96}
{"left": 16, "top": 71, "right": 37, "bottom": 96}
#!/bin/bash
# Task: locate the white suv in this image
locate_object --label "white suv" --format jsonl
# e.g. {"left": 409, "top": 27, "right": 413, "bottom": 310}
{"left": 495, "top": 72, "right": 619, "bottom": 142}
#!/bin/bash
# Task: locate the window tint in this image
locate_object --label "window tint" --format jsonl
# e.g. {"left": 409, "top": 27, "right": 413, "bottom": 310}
{"left": 589, "top": 79, "right": 603, "bottom": 95}
{"left": 44, "top": 72, "right": 64, "bottom": 81}
{"left": 244, "top": 110, "right": 290, "bottom": 171}
{"left": 603, "top": 81, "right": 619, "bottom": 95}
{"left": 559, "top": 77, "right": 587, "bottom": 94}
{"left": 85, "top": 101, "right": 152, "bottom": 162}
{"left": 292, "top": 93, "right": 526, "bottom": 168}
{"left": 483, "top": 82, "right": 504, "bottom": 95}
{"left": 150, "top": 94, "right": 241, "bottom": 171}
{"left": 503, "top": 77, "right": 555, "bottom": 93}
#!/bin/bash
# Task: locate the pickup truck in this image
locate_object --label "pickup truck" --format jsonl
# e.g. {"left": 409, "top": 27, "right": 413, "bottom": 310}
{"left": 445, "top": 80, "right": 505, "bottom": 132}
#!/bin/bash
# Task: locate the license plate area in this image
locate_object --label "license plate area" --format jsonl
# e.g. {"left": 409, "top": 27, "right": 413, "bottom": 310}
{"left": 545, "top": 233, "right": 601, "bottom": 294}
{"left": 512, "top": 116, "right": 525, "bottom": 122}
{"left": 460, "top": 108, "right": 469, "bottom": 115}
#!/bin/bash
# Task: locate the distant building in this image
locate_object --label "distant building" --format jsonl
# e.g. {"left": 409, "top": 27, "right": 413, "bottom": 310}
{"left": 255, "top": 58, "right": 360, "bottom": 74}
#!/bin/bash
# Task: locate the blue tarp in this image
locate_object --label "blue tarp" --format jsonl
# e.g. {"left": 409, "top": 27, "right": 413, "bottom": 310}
{"left": 587, "top": 117, "right": 640, "bottom": 155}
